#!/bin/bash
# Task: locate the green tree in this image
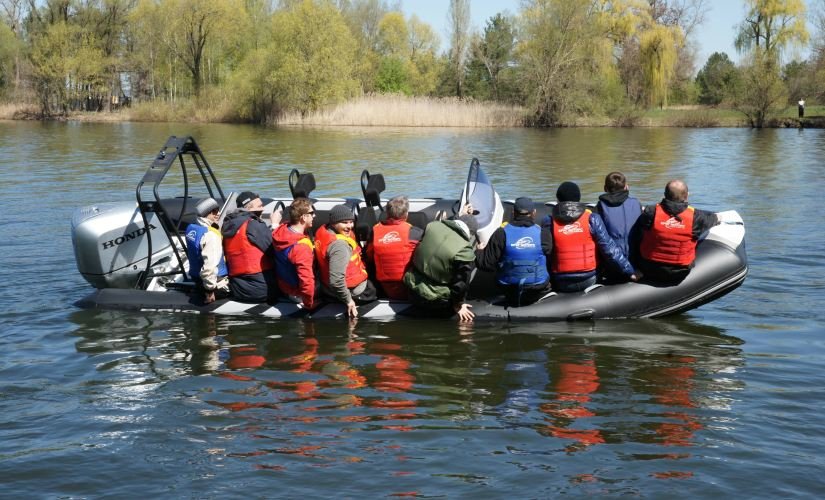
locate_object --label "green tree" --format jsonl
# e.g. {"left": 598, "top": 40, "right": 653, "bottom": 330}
{"left": 735, "top": 0, "right": 809, "bottom": 59}
{"left": 517, "top": 0, "right": 631, "bottom": 125}
{"left": 375, "top": 56, "right": 409, "bottom": 93}
{"left": 695, "top": 52, "right": 737, "bottom": 105}
{"left": 233, "top": 0, "right": 358, "bottom": 121}
{"left": 731, "top": 51, "right": 788, "bottom": 127}
{"left": 0, "top": 21, "right": 16, "bottom": 94}
{"left": 465, "top": 13, "right": 516, "bottom": 101}
{"left": 734, "top": 0, "right": 808, "bottom": 126}
{"left": 639, "top": 24, "right": 682, "bottom": 107}
{"left": 29, "top": 21, "right": 108, "bottom": 115}
{"left": 376, "top": 11, "right": 408, "bottom": 57}
{"left": 158, "top": 0, "right": 242, "bottom": 96}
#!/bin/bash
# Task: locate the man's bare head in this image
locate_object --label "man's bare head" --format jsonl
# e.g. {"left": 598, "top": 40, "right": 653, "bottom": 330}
{"left": 664, "top": 179, "right": 688, "bottom": 203}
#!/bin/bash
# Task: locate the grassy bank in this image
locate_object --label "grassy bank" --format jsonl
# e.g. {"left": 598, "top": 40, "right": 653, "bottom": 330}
{"left": 4, "top": 96, "right": 824, "bottom": 128}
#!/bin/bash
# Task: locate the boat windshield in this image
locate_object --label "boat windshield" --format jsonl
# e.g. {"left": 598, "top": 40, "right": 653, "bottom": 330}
{"left": 465, "top": 162, "right": 496, "bottom": 228}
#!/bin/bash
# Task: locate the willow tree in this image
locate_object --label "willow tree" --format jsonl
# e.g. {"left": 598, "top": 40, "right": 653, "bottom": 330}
{"left": 518, "top": 0, "right": 643, "bottom": 125}
{"left": 734, "top": 0, "right": 809, "bottom": 127}
{"left": 639, "top": 24, "right": 682, "bottom": 107}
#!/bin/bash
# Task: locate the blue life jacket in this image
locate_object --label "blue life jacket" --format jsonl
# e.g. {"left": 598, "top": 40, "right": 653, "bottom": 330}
{"left": 597, "top": 196, "right": 641, "bottom": 257}
{"left": 274, "top": 244, "right": 299, "bottom": 288}
{"left": 497, "top": 223, "right": 550, "bottom": 287}
{"left": 185, "top": 223, "right": 228, "bottom": 282}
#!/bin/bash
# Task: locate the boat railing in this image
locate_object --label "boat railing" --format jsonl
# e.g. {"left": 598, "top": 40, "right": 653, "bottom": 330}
{"left": 134, "top": 136, "right": 225, "bottom": 289}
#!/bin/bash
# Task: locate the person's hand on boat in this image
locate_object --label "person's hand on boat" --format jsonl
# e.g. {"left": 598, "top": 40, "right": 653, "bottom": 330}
{"left": 347, "top": 300, "right": 358, "bottom": 318}
{"left": 204, "top": 290, "right": 216, "bottom": 304}
{"left": 454, "top": 303, "right": 474, "bottom": 322}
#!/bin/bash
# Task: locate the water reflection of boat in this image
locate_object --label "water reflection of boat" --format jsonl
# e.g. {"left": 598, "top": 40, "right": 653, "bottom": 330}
{"left": 71, "top": 135, "right": 748, "bottom": 321}
{"left": 69, "top": 310, "right": 745, "bottom": 471}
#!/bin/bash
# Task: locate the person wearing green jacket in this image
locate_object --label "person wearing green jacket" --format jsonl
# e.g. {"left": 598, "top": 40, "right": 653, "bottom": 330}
{"left": 403, "top": 214, "right": 478, "bottom": 322}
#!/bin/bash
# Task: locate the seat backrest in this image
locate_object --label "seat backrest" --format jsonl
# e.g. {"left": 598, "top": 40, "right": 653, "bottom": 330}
{"left": 356, "top": 205, "right": 379, "bottom": 243}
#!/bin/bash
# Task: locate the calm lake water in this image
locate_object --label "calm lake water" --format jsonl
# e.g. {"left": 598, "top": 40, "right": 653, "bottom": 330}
{"left": 1, "top": 121, "right": 823, "bottom": 497}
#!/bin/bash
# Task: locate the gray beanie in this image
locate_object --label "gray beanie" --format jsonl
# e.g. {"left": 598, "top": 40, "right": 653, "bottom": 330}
{"left": 195, "top": 197, "right": 220, "bottom": 217}
{"left": 328, "top": 204, "right": 355, "bottom": 224}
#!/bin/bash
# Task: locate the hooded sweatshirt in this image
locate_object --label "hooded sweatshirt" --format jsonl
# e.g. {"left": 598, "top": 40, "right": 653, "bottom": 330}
{"left": 272, "top": 223, "right": 315, "bottom": 309}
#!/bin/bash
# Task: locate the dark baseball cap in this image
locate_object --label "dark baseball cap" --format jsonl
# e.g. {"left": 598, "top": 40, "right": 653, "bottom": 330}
{"left": 514, "top": 197, "right": 535, "bottom": 214}
{"left": 237, "top": 191, "right": 259, "bottom": 208}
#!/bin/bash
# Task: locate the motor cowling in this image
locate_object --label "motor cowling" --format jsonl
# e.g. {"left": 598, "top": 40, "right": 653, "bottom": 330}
{"left": 72, "top": 202, "right": 177, "bottom": 289}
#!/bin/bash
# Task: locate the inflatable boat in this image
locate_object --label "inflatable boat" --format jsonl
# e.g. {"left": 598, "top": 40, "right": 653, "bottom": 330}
{"left": 72, "top": 136, "right": 748, "bottom": 321}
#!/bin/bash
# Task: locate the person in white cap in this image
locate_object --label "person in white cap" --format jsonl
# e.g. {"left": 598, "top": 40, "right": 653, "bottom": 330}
{"left": 185, "top": 197, "right": 230, "bottom": 304}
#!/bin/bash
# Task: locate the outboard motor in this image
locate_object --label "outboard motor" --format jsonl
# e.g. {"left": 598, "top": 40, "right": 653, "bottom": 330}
{"left": 72, "top": 202, "right": 178, "bottom": 289}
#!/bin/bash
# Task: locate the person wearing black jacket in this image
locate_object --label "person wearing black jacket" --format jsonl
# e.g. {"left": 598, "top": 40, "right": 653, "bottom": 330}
{"left": 637, "top": 179, "right": 719, "bottom": 284}
{"left": 476, "top": 197, "right": 552, "bottom": 306}
{"left": 221, "top": 191, "right": 278, "bottom": 303}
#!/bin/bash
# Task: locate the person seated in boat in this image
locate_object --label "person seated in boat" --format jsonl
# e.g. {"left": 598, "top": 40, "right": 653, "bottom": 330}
{"left": 365, "top": 196, "right": 424, "bottom": 300}
{"left": 475, "top": 196, "right": 552, "bottom": 306}
{"left": 221, "top": 191, "right": 278, "bottom": 303}
{"left": 185, "top": 197, "right": 230, "bottom": 304}
{"left": 403, "top": 213, "right": 478, "bottom": 322}
{"left": 315, "top": 204, "right": 377, "bottom": 318}
{"left": 541, "top": 181, "right": 638, "bottom": 292}
{"left": 594, "top": 171, "right": 643, "bottom": 283}
{"left": 636, "top": 179, "right": 719, "bottom": 284}
{"left": 272, "top": 197, "right": 317, "bottom": 310}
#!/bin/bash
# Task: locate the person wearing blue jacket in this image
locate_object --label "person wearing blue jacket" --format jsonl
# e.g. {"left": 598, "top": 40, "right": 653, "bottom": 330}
{"left": 595, "top": 171, "right": 643, "bottom": 282}
{"left": 185, "top": 197, "right": 230, "bottom": 304}
{"left": 542, "top": 182, "right": 638, "bottom": 292}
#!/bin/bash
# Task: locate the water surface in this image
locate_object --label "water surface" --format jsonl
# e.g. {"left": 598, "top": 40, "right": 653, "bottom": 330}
{"left": 0, "top": 122, "right": 823, "bottom": 496}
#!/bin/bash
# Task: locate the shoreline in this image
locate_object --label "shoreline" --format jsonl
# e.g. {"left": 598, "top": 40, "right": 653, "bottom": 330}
{"left": 2, "top": 101, "right": 823, "bottom": 128}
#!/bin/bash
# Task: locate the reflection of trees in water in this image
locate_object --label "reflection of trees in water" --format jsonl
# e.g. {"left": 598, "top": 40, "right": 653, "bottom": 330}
{"left": 70, "top": 311, "right": 745, "bottom": 469}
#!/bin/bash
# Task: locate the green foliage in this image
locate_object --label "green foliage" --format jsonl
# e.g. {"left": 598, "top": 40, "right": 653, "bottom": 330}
{"left": 696, "top": 52, "right": 738, "bottom": 105}
{"left": 375, "top": 57, "right": 410, "bottom": 94}
{"left": 730, "top": 52, "right": 789, "bottom": 128}
{"left": 0, "top": 22, "right": 16, "bottom": 93}
{"left": 782, "top": 59, "right": 816, "bottom": 103}
{"left": 29, "top": 22, "right": 109, "bottom": 115}
{"left": 232, "top": 0, "right": 359, "bottom": 122}
{"left": 464, "top": 13, "right": 517, "bottom": 102}
{"left": 639, "top": 25, "right": 682, "bottom": 108}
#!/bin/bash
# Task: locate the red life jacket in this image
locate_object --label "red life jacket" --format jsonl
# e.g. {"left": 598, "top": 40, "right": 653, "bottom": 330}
{"left": 371, "top": 220, "right": 417, "bottom": 300}
{"left": 223, "top": 219, "right": 273, "bottom": 277}
{"left": 372, "top": 221, "right": 417, "bottom": 282}
{"left": 551, "top": 210, "right": 597, "bottom": 274}
{"left": 314, "top": 227, "right": 369, "bottom": 288}
{"left": 640, "top": 204, "right": 696, "bottom": 266}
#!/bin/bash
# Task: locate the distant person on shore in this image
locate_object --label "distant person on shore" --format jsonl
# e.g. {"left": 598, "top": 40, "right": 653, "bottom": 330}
{"left": 403, "top": 213, "right": 479, "bottom": 322}
{"left": 799, "top": 99, "right": 805, "bottom": 118}
{"left": 595, "top": 171, "right": 643, "bottom": 282}
{"left": 185, "top": 197, "right": 230, "bottom": 304}
{"left": 272, "top": 198, "right": 317, "bottom": 310}
{"left": 475, "top": 197, "right": 552, "bottom": 306}
{"left": 315, "top": 204, "right": 376, "bottom": 318}
{"left": 637, "top": 179, "right": 720, "bottom": 284}
{"left": 365, "top": 196, "right": 423, "bottom": 300}
{"left": 541, "top": 181, "right": 638, "bottom": 292}
{"left": 222, "top": 191, "right": 278, "bottom": 303}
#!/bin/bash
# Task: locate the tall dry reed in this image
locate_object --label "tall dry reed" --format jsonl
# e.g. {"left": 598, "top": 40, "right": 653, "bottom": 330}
{"left": 277, "top": 94, "right": 527, "bottom": 127}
